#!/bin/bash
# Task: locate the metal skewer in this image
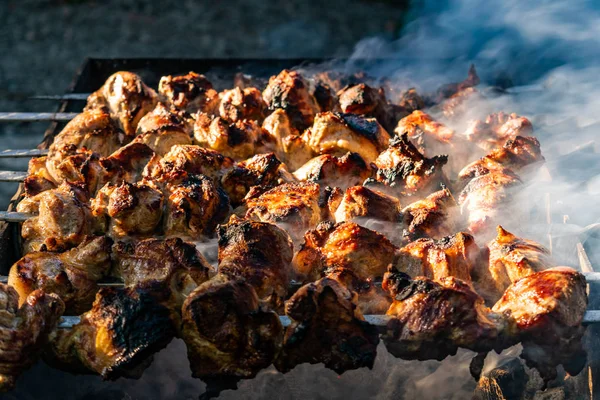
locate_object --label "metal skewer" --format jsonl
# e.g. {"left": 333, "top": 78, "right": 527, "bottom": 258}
{"left": 30, "top": 94, "right": 91, "bottom": 101}
{"left": 0, "top": 149, "right": 48, "bottom": 158}
{"left": 0, "top": 112, "right": 79, "bottom": 122}
{"left": 0, "top": 171, "right": 28, "bottom": 182}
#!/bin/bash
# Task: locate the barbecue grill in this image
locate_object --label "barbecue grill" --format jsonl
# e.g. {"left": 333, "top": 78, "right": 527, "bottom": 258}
{"left": 0, "top": 58, "right": 598, "bottom": 400}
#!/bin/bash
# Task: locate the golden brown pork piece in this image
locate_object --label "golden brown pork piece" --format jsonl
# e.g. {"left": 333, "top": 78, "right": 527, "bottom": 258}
{"left": 220, "top": 153, "right": 293, "bottom": 206}
{"left": 91, "top": 181, "right": 163, "bottom": 238}
{"left": 369, "top": 133, "right": 448, "bottom": 197}
{"left": 262, "top": 109, "right": 313, "bottom": 171}
{"left": 181, "top": 276, "right": 282, "bottom": 383}
{"left": 275, "top": 277, "right": 379, "bottom": 374}
{"left": 302, "top": 112, "right": 391, "bottom": 164}
{"left": 401, "top": 188, "right": 459, "bottom": 241}
{"left": 99, "top": 142, "right": 156, "bottom": 185}
{"left": 46, "top": 287, "right": 176, "bottom": 379}
{"left": 85, "top": 71, "right": 158, "bottom": 136}
{"left": 219, "top": 87, "right": 267, "bottom": 123}
{"left": 163, "top": 174, "right": 230, "bottom": 239}
{"left": 131, "top": 103, "right": 192, "bottom": 156}
{"left": 492, "top": 267, "right": 587, "bottom": 383}
{"left": 481, "top": 226, "right": 554, "bottom": 303}
{"left": 8, "top": 236, "right": 112, "bottom": 315}
{"left": 458, "top": 136, "right": 544, "bottom": 183}
{"left": 262, "top": 69, "right": 321, "bottom": 130}
{"left": 18, "top": 182, "right": 94, "bottom": 253}
{"left": 293, "top": 221, "right": 397, "bottom": 283}
{"left": 458, "top": 170, "right": 522, "bottom": 236}
{"left": 334, "top": 185, "right": 402, "bottom": 224}
{"left": 0, "top": 286, "right": 64, "bottom": 391}
{"left": 393, "top": 232, "right": 480, "bottom": 283}
{"left": 193, "top": 114, "right": 272, "bottom": 160}
{"left": 217, "top": 217, "right": 294, "bottom": 309}
{"left": 382, "top": 269, "right": 501, "bottom": 361}
{"left": 244, "top": 181, "right": 328, "bottom": 244}
{"left": 158, "top": 71, "right": 219, "bottom": 114}
{"left": 326, "top": 268, "right": 391, "bottom": 314}
{"left": 394, "top": 110, "right": 455, "bottom": 155}
{"left": 292, "top": 152, "right": 371, "bottom": 191}
{"left": 113, "top": 237, "right": 212, "bottom": 315}
{"left": 337, "top": 83, "right": 401, "bottom": 131}
{"left": 465, "top": 112, "right": 533, "bottom": 150}
{"left": 143, "top": 144, "right": 233, "bottom": 184}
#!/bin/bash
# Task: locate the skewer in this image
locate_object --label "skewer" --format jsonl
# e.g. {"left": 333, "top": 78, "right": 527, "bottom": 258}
{"left": 0, "top": 149, "right": 48, "bottom": 158}
{"left": 0, "top": 171, "right": 28, "bottom": 182}
{"left": 30, "top": 94, "right": 90, "bottom": 101}
{"left": 0, "top": 112, "right": 78, "bottom": 122}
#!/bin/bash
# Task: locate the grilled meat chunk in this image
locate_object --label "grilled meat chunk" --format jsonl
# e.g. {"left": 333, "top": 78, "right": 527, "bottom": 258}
{"left": 100, "top": 142, "right": 156, "bottom": 185}
{"left": 220, "top": 153, "right": 292, "bottom": 206}
{"left": 293, "top": 221, "right": 397, "bottom": 283}
{"left": 492, "top": 267, "right": 587, "bottom": 383}
{"left": 326, "top": 268, "right": 391, "bottom": 314}
{"left": 398, "top": 88, "right": 425, "bottom": 113}
{"left": 158, "top": 71, "right": 219, "bottom": 114}
{"left": 85, "top": 71, "right": 158, "bottom": 136}
{"left": 334, "top": 185, "right": 402, "bottom": 224}
{"left": 394, "top": 110, "right": 454, "bottom": 155}
{"left": 438, "top": 87, "right": 479, "bottom": 119}
{"left": 91, "top": 181, "right": 163, "bottom": 238}
{"left": 0, "top": 286, "right": 64, "bottom": 391}
{"left": 18, "top": 182, "right": 93, "bottom": 253}
{"left": 219, "top": 87, "right": 267, "bottom": 123}
{"left": 263, "top": 69, "right": 321, "bottom": 131}
{"left": 338, "top": 83, "right": 399, "bottom": 131}
{"left": 275, "top": 277, "right": 379, "bottom": 374}
{"left": 465, "top": 112, "right": 533, "bottom": 151}
{"left": 481, "top": 226, "right": 554, "bottom": 303}
{"left": 244, "top": 181, "right": 325, "bottom": 244}
{"left": 132, "top": 103, "right": 192, "bottom": 156}
{"left": 8, "top": 236, "right": 112, "bottom": 315}
{"left": 293, "top": 152, "right": 371, "bottom": 191}
{"left": 393, "top": 232, "right": 480, "bottom": 283}
{"left": 262, "top": 109, "right": 313, "bottom": 171}
{"left": 217, "top": 217, "right": 293, "bottom": 309}
{"left": 429, "top": 64, "right": 480, "bottom": 105}
{"left": 303, "top": 112, "right": 391, "bottom": 164}
{"left": 181, "top": 276, "right": 282, "bottom": 382}
{"left": 458, "top": 136, "right": 544, "bottom": 183}
{"left": 46, "top": 287, "right": 176, "bottom": 379}
{"left": 369, "top": 133, "right": 448, "bottom": 197}
{"left": 193, "top": 114, "right": 272, "bottom": 160}
{"left": 163, "top": 174, "right": 230, "bottom": 239}
{"left": 401, "top": 188, "right": 459, "bottom": 241}
{"left": 382, "top": 269, "right": 500, "bottom": 361}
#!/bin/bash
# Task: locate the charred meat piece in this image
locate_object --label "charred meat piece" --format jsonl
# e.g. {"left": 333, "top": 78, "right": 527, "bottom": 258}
{"left": 100, "top": 142, "right": 156, "bottom": 186}
{"left": 132, "top": 103, "right": 192, "bottom": 156}
{"left": 221, "top": 153, "right": 292, "bottom": 206}
{"left": 458, "top": 135, "right": 544, "bottom": 183}
{"left": 18, "top": 182, "right": 93, "bottom": 253}
{"left": 181, "top": 276, "right": 282, "bottom": 382}
{"left": 401, "top": 188, "right": 459, "bottom": 241}
{"left": 85, "top": 71, "right": 158, "bottom": 136}
{"left": 113, "top": 237, "right": 212, "bottom": 315}
{"left": 382, "top": 269, "right": 500, "bottom": 361}
{"left": 244, "top": 181, "right": 324, "bottom": 244}
{"left": 8, "top": 236, "right": 112, "bottom": 315}
{"left": 217, "top": 217, "right": 293, "bottom": 309}
{"left": 219, "top": 87, "right": 267, "bottom": 123}
{"left": 0, "top": 286, "right": 64, "bottom": 391}
{"left": 262, "top": 109, "right": 313, "bottom": 171}
{"left": 369, "top": 133, "right": 448, "bottom": 197}
{"left": 398, "top": 88, "right": 425, "bottom": 113}
{"left": 438, "top": 87, "right": 479, "bottom": 119}
{"left": 46, "top": 287, "right": 176, "bottom": 379}
{"left": 334, "top": 185, "right": 402, "bottom": 224}
{"left": 465, "top": 112, "right": 533, "bottom": 150}
{"left": 193, "top": 114, "right": 272, "bottom": 160}
{"left": 158, "top": 71, "right": 219, "bottom": 114}
{"left": 393, "top": 232, "right": 480, "bottom": 283}
{"left": 338, "top": 83, "right": 398, "bottom": 131}
{"left": 481, "top": 226, "right": 554, "bottom": 303}
{"left": 458, "top": 170, "right": 522, "bottom": 236}
{"left": 327, "top": 267, "right": 391, "bottom": 315}
{"left": 492, "top": 267, "right": 588, "bottom": 383}
{"left": 91, "top": 181, "right": 163, "bottom": 238}
{"left": 303, "top": 112, "right": 391, "bottom": 164}
{"left": 143, "top": 144, "right": 233, "bottom": 184}
{"left": 292, "top": 152, "right": 371, "bottom": 191}
{"left": 394, "top": 110, "right": 454, "bottom": 155}
{"left": 262, "top": 69, "right": 321, "bottom": 131}
{"left": 429, "top": 64, "right": 480, "bottom": 105}
{"left": 293, "top": 221, "right": 397, "bottom": 283}
{"left": 163, "top": 174, "right": 230, "bottom": 239}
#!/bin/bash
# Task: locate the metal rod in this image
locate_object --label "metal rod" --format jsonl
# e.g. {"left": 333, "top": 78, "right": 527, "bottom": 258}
{"left": 0, "top": 149, "right": 48, "bottom": 158}
{"left": 0, "top": 211, "right": 35, "bottom": 222}
{"left": 0, "top": 171, "right": 28, "bottom": 182}
{"left": 30, "top": 94, "right": 90, "bottom": 101}
{"left": 0, "top": 112, "right": 78, "bottom": 122}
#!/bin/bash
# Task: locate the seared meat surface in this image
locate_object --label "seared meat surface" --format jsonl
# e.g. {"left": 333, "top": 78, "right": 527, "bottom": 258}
{"left": 219, "top": 87, "right": 267, "bottom": 123}
{"left": 132, "top": 103, "right": 192, "bottom": 156}
{"left": 394, "top": 110, "right": 454, "bottom": 155}
{"left": 334, "top": 185, "right": 402, "bottom": 224}
{"left": 465, "top": 112, "right": 533, "bottom": 150}
{"left": 292, "top": 152, "right": 371, "bottom": 191}
{"left": 262, "top": 109, "right": 313, "bottom": 171}
{"left": 158, "top": 71, "right": 218, "bottom": 114}
{"left": 401, "top": 188, "right": 459, "bottom": 241}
